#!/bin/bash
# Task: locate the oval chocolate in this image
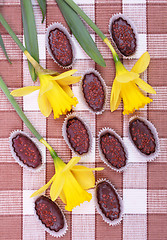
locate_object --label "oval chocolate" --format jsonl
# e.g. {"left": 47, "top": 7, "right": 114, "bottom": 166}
{"left": 111, "top": 17, "right": 136, "bottom": 56}
{"left": 48, "top": 28, "right": 73, "bottom": 67}
{"left": 100, "top": 132, "right": 127, "bottom": 169}
{"left": 66, "top": 117, "right": 90, "bottom": 155}
{"left": 12, "top": 133, "right": 42, "bottom": 168}
{"left": 82, "top": 72, "right": 105, "bottom": 112}
{"left": 96, "top": 181, "right": 121, "bottom": 222}
{"left": 129, "top": 118, "right": 156, "bottom": 155}
{"left": 35, "top": 196, "right": 65, "bottom": 233}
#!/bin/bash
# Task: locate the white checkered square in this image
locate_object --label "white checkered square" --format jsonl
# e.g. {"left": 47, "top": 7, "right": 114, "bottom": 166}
{"left": 123, "top": 163, "right": 147, "bottom": 189}
{"left": 123, "top": 214, "right": 147, "bottom": 240}
{"left": 23, "top": 190, "right": 36, "bottom": 215}
{"left": 123, "top": 4, "right": 146, "bottom": 33}
{"left": 72, "top": 214, "right": 95, "bottom": 240}
{"left": 123, "top": 189, "right": 147, "bottom": 214}
{"left": 23, "top": 215, "right": 45, "bottom": 240}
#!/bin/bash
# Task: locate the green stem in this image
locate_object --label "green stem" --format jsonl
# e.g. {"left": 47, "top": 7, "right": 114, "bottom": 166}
{"left": 63, "top": 0, "right": 119, "bottom": 62}
{"left": 0, "top": 76, "right": 42, "bottom": 140}
{"left": 104, "top": 38, "right": 120, "bottom": 63}
{"left": 40, "top": 139, "right": 58, "bottom": 159}
{"left": 0, "top": 13, "right": 26, "bottom": 52}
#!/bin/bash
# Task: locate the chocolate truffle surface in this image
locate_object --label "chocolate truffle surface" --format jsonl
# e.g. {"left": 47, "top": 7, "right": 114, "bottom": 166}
{"left": 66, "top": 117, "right": 90, "bottom": 155}
{"left": 82, "top": 72, "right": 105, "bottom": 112}
{"left": 100, "top": 132, "right": 127, "bottom": 169}
{"left": 48, "top": 28, "right": 73, "bottom": 66}
{"left": 12, "top": 133, "right": 42, "bottom": 168}
{"left": 35, "top": 196, "right": 65, "bottom": 232}
{"left": 129, "top": 118, "right": 156, "bottom": 155}
{"left": 96, "top": 181, "right": 121, "bottom": 221}
{"left": 111, "top": 17, "right": 136, "bottom": 56}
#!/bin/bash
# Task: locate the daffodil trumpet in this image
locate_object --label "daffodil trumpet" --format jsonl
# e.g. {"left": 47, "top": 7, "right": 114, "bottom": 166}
{"left": 30, "top": 152, "right": 103, "bottom": 211}
{"left": 0, "top": 76, "right": 103, "bottom": 211}
{"left": 0, "top": 14, "right": 81, "bottom": 119}
{"left": 61, "top": 0, "right": 156, "bottom": 114}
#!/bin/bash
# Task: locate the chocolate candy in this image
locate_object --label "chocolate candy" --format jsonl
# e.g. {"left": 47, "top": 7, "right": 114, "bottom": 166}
{"left": 48, "top": 28, "right": 73, "bottom": 67}
{"left": 129, "top": 118, "right": 156, "bottom": 155}
{"left": 96, "top": 181, "right": 122, "bottom": 223}
{"left": 35, "top": 196, "right": 65, "bottom": 233}
{"left": 111, "top": 17, "right": 137, "bottom": 56}
{"left": 100, "top": 132, "right": 127, "bottom": 170}
{"left": 12, "top": 133, "right": 42, "bottom": 168}
{"left": 82, "top": 72, "right": 105, "bottom": 112}
{"left": 66, "top": 117, "right": 90, "bottom": 155}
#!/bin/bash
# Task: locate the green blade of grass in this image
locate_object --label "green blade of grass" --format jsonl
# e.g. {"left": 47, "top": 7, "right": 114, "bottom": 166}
{"left": 21, "top": 0, "right": 39, "bottom": 82}
{"left": 56, "top": 0, "right": 106, "bottom": 67}
{"left": 0, "top": 34, "right": 12, "bottom": 64}
{"left": 37, "top": 0, "right": 46, "bottom": 23}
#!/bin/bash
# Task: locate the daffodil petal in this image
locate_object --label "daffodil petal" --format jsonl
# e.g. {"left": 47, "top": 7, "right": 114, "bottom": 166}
{"left": 121, "top": 81, "right": 153, "bottom": 115}
{"left": 46, "top": 81, "right": 78, "bottom": 119}
{"left": 116, "top": 72, "right": 139, "bottom": 83}
{"left": 11, "top": 86, "right": 40, "bottom": 97}
{"left": 110, "top": 80, "right": 116, "bottom": 111}
{"left": 43, "top": 69, "right": 59, "bottom": 75}
{"left": 50, "top": 172, "right": 65, "bottom": 201}
{"left": 61, "top": 85, "right": 74, "bottom": 97}
{"left": 57, "top": 76, "right": 81, "bottom": 86}
{"left": 135, "top": 78, "right": 156, "bottom": 94}
{"left": 71, "top": 166, "right": 104, "bottom": 171}
{"left": 39, "top": 75, "right": 54, "bottom": 96}
{"left": 38, "top": 92, "right": 52, "bottom": 117}
{"left": 50, "top": 69, "right": 77, "bottom": 81}
{"left": 71, "top": 166, "right": 103, "bottom": 190}
{"left": 30, "top": 175, "right": 55, "bottom": 198}
{"left": 131, "top": 52, "right": 150, "bottom": 74}
{"left": 71, "top": 166, "right": 95, "bottom": 189}
{"left": 110, "top": 80, "right": 121, "bottom": 112}
{"left": 62, "top": 157, "right": 81, "bottom": 173}
{"left": 114, "top": 81, "right": 121, "bottom": 106}
{"left": 63, "top": 171, "right": 92, "bottom": 211}
{"left": 59, "top": 190, "right": 67, "bottom": 204}
{"left": 115, "top": 95, "right": 121, "bottom": 110}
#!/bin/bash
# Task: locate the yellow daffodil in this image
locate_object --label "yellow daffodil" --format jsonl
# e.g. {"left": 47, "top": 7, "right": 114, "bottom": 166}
{"left": 11, "top": 51, "right": 81, "bottom": 119}
{"left": 109, "top": 51, "right": 156, "bottom": 115}
{"left": 50, "top": 1, "right": 156, "bottom": 115}
{"left": 31, "top": 155, "right": 103, "bottom": 211}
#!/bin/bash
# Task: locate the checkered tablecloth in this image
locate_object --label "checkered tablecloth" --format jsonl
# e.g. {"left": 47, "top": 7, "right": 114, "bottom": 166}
{"left": 0, "top": 0, "right": 167, "bottom": 239}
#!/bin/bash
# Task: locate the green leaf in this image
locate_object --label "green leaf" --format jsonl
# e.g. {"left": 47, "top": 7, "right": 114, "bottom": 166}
{"left": 21, "top": 0, "right": 39, "bottom": 82}
{"left": 37, "top": 0, "right": 46, "bottom": 23}
{"left": 0, "top": 76, "right": 43, "bottom": 141}
{"left": 64, "top": 0, "right": 106, "bottom": 41}
{"left": 56, "top": 0, "right": 106, "bottom": 67}
{"left": 0, "top": 34, "right": 12, "bottom": 64}
{"left": 0, "top": 14, "right": 26, "bottom": 52}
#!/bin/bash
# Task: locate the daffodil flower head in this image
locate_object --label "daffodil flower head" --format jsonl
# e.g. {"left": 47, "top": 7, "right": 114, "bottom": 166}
{"left": 31, "top": 155, "right": 103, "bottom": 211}
{"left": 110, "top": 51, "right": 156, "bottom": 115}
{"left": 11, "top": 51, "right": 81, "bottom": 119}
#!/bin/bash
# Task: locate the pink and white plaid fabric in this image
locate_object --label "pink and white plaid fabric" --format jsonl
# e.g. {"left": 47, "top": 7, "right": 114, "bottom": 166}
{"left": 0, "top": 0, "right": 167, "bottom": 239}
